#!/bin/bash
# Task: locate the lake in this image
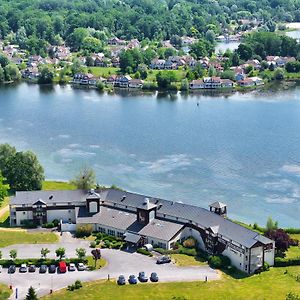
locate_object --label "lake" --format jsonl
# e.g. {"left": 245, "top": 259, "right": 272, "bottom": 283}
{"left": 0, "top": 83, "right": 299, "bottom": 227}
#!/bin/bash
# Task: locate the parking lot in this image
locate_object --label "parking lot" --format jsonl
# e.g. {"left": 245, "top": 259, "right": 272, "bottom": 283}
{"left": 0, "top": 233, "right": 219, "bottom": 299}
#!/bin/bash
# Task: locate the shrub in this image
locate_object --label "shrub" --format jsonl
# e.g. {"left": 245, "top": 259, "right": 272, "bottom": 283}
{"left": 52, "top": 219, "right": 59, "bottom": 227}
{"left": 275, "top": 257, "right": 300, "bottom": 267}
{"left": 183, "top": 237, "right": 197, "bottom": 249}
{"left": 21, "top": 220, "right": 37, "bottom": 229}
{"left": 76, "top": 224, "right": 93, "bottom": 238}
{"left": 137, "top": 248, "right": 153, "bottom": 257}
{"left": 208, "top": 255, "right": 231, "bottom": 269}
{"left": 42, "top": 222, "right": 55, "bottom": 228}
{"left": 263, "top": 262, "right": 270, "bottom": 271}
{"left": 154, "top": 248, "right": 167, "bottom": 254}
{"left": 90, "top": 241, "right": 96, "bottom": 248}
{"left": 74, "top": 280, "right": 82, "bottom": 289}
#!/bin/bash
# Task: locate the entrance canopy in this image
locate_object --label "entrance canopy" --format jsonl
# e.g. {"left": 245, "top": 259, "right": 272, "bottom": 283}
{"left": 124, "top": 232, "right": 141, "bottom": 244}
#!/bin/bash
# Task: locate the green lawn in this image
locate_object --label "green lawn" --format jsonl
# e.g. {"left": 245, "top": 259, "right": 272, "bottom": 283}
{"left": 42, "top": 181, "right": 76, "bottom": 191}
{"left": 171, "top": 254, "right": 207, "bottom": 266}
{"left": 41, "top": 266, "right": 300, "bottom": 300}
{"left": 0, "top": 197, "right": 10, "bottom": 209}
{"left": 0, "top": 283, "right": 11, "bottom": 300}
{"left": 84, "top": 67, "right": 120, "bottom": 77}
{"left": 86, "top": 256, "right": 107, "bottom": 270}
{"left": 147, "top": 69, "right": 186, "bottom": 82}
{"left": 286, "top": 246, "right": 300, "bottom": 259}
{"left": 0, "top": 230, "right": 58, "bottom": 247}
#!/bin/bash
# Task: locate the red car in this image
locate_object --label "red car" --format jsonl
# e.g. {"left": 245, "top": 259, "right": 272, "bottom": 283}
{"left": 58, "top": 261, "right": 67, "bottom": 273}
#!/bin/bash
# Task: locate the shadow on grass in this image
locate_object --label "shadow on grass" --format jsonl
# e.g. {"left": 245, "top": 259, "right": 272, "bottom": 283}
{"left": 221, "top": 266, "right": 249, "bottom": 279}
{"left": 0, "top": 216, "right": 10, "bottom": 228}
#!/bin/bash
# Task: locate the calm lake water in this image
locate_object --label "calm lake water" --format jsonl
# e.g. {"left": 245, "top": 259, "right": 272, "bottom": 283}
{"left": 0, "top": 83, "right": 300, "bottom": 227}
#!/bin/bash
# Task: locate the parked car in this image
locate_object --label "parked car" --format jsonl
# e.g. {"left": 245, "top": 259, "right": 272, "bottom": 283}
{"left": 58, "top": 261, "right": 67, "bottom": 273}
{"left": 39, "top": 265, "right": 47, "bottom": 273}
{"left": 8, "top": 265, "right": 16, "bottom": 274}
{"left": 68, "top": 263, "right": 76, "bottom": 272}
{"left": 19, "top": 264, "right": 27, "bottom": 273}
{"left": 77, "top": 263, "right": 85, "bottom": 271}
{"left": 48, "top": 265, "right": 56, "bottom": 273}
{"left": 128, "top": 275, "right": 138, "bottom": 284}
{"left": 150, "top": 272, "right": 159, "bottom": 282}
{"left": 156, "top": 255, "right": 171, "bottom": 264}
{"left": 138, "top": 271, "right": 148, "bottom": 282}
{"left": 117, "top": 275, "right": 126, "bottom": 285}
{"left": 28, "top": 265, "right": 36, "bottom": 272}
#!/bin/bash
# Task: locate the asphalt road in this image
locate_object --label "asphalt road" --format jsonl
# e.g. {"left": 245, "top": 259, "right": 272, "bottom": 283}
{"left": 0, "top": 233, "right": 219, "bottom": 299}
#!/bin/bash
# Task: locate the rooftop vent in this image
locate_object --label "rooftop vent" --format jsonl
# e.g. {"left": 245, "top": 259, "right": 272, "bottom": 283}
{"left": 121, "top": 195, "right": 126, "bottom": 202}
{"left": 143, "top": 197, "right": 150, "bottom": 206}
{"left": 155, "top": 199, "right": 159, "bottom": 204}
{"left": 49, "top": 195, "right": 53, "bottom": 200}
{"left": 89, "top": 189, "right": 95, "bottom": 194}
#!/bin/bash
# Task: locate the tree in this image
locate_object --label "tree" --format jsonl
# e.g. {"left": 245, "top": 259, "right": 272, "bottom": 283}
{"left": 205, "top": 29, "right": 215, "bottom": 44}
{"left": 91, "top": 248, "right": 101, "bottom": 268}
{"left": 4, "top": 64, "right": 21, "bottom": 82}
{"left": 9, "top": 249, "right": 17, "bottom": 260}
{"left": 0, "top": 250, "right": 2, "bottom": 259}
{"left": 71, "top": 58, "right": 84, "bottom": 76}
{"left": 4, "top": 150, "right": 44, "bottom": 191}
{"left": 0, "top": 66, "right": 5, "bottom": 82}
{"left": 220, "top": 70, "right": 235, "bottom": 81}
{"left": 156, "top": 71, "right": 177, "bottom": 89}
{"left": 265, "top": 229, "right": 291, "bottom": 255}
{"left": 26, "top": 286, "right": 38, "bottom": 300}
{"left": 71, "top": 167, "right": 96, "bottom": 190}
{"left": 237, "top": 44, "right": 253, "bottom": 61}
{"left": 82, "top": 37, "right": 102, "bottom": 53}
{"left": 67, "top": 28, "right": 89, "bottom": 51}
{"left": 190, "top": 39, "right": 214, "bottom": 59}
{"left": 231, "top": 52, "right": 240, "bottom": 67}
{"left": 266, "top": 217, "right": 278, "bottom": 231}
{"left": 0, "top": 172, "right": 9, "bottom": 204}
{"left": 38, "top": 65, "right": 54, "bottom": 84}
{"left": 170, "top": 35, "right": 182, "bottom": 49}
{"left": 274, "top": 68, "right": 285, "bottom": 80}
{"left": 55, "top": 247, "right": 65, "bottom": 259}
{"left": 287, "top": 292, "right": 300, "bottom": 300}
{"left": 41, "top": 248, "right": 50, "bottom": 259}
{"left": 76, "top": 248, "right": 86, "bottom": 260}
{"left": 0, "top": 54, "right": 9, "bottom": 68}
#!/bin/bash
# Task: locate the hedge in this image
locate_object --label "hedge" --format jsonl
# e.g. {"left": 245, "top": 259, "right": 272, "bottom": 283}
{"left": 275, "top": 257, "right": 300, "bottom": 267}
{"left": 137, "top": 248, "right": 153, "bottom": 257}
{"left": 208, "top": 255, "right": 231, "bottom": 269}
{"left": 0, "top": 258, "right": 87, "bottom": 268}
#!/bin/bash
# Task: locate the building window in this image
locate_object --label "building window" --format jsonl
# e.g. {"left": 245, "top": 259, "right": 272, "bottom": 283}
{"left": 98, "top": 227, "right": 106, "bottom": 233}
{"left": 107, "top": 229, "right": 115, "bottom": 236}
{"left": 117, "top": 232, "right": 123, "bottom": 238}
{"left": 245, "top": 265, "right": 248, "bottom": 270}
{"left": 22, "top": 204, "right": 25, "bottom": 207}
{"left": 157, "top": 242, "right": 166, "bottom": 249}
{"left": 53, "top": 203, "right": 56, "bottom": 206}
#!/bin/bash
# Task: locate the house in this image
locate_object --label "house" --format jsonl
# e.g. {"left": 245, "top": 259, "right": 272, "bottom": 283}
{"left": 108, "top": 37, "right": 126, "bottom": 46}
{"left": 115, "top": 75, "right": 132, "bottom": 88}
{"left": 55, "top": 45, "right": 71, "bottom": 60}
{"left": 10, "top": 188, "right": 275, "bottom": 274}
{"left": 203, "top": 77, "right": 222, "bottom": 89}
{"left": 22, "top": 67, "right": 40, "bottom": 80}
{"left": 220, "top": 79, "right": 234, "bottom": 88}
{"left": 238, "top": 78, "right": 255, "bottom": 87}
{"left": 127, "top": 39, "right": 140, "bottom": 49}
{"left": 150, "top": 59, "right": 166, "bottom": 69}
{"left": 111, "top": 57, "right": 120, "bottom": 68}
{"left": 189, "top": 79, "right": 205, "bottom": 89}
{"left": 73, "top": 73, "right": 98, "bottom": 86}
{"left": 129, "top": 79, "right": 144, "bottom": 88}
{"left": 251, "top": 77, "right": 264, "bottom": 86}
{"left": 245, "top": 59, "right": 261, "bottom": 70}
{"left": 106, "top": 75, "right": 117, "bottom": 85}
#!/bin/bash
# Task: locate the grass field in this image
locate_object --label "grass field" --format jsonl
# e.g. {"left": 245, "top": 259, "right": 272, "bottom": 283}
{"left": 0, "top": 230, "right": 58, "bottom": 247}
{"left": 86, "top": 257, "right": 107, "bottom": 270}
{"left": 0, "top": 283, "right": 11, "bottom": 300}
{"left": 41, "top": 266, "right": 300, "bottom": 300}
{"left": 84, "top": 66, "right": 120, "bottom": 77}
{"left": 171, "top": 254, "right": 207, "bottom": 266}
{"left": 42, "top": 181, "right": 76, "bottom": 190}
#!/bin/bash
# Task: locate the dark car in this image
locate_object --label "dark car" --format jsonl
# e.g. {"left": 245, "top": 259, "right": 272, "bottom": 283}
{"left": 39, "top": 265, "right": 47, "bottom": 273}
{"left": 28, "top": 265, "right": 36, "bottom": 273}
{"left": 117, "top": 275, "right": 126, "bottom": 285}
{"left": 128, "top": 275, "right": 137, "bottom": 284}
{"left": 19, "top": 264, "right": 27, "bottom": 273}
{"left": 138, "top": 271, "right": 148, "bottom": 282}
{"left": 48, "top": 264, "right": 56, "bottom": 273}
{"left": 156, "top": 255, "right": 171, "bottom": 264}
{"left": 150, "top": 272, "right": 159, "bottom": 282}
{"left": 8, "top": 265, "right": 16, "bottom": 274}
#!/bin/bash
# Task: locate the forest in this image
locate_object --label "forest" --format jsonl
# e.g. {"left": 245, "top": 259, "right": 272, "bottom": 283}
{"left": 0, "top": 0, "right": 300, "bottom": 55}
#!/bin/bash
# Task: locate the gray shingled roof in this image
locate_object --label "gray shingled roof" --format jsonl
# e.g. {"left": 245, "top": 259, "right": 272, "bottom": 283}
{"left": 138, "top": 219, "right": 183, "bottom": 241}
{"left": 76, "top": 206, "right": 137, "bottom": 231}
{"left": 11, "top": 190, "right": 88, "bottom": 205}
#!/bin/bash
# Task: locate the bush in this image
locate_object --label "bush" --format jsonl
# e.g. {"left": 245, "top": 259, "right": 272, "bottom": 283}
{"left": 275, "top": 257, "right": 300, "bottom": 267}
{"left": 42, "top": 222, "right": 55, "bottom": 228}
{"left": 208, "top": 255, "right": 231, "bottom": 269}
{"left": 137, "top": 248, "right": 153, "bottom": 257}
{"left": 21, "top": 220, "right": 37, "bottom": 229}
{"left": 90, "top": 241, "right": 96, "bottom": 248}
{"left": 76, "top": 224, "right": 93, "bottom": 238}
{"left": 52, "top": 219, "right": 59, "bottom": 227}
{"left": 285, "top": 228, "right": 300, "bottom": 234}
{"left": 67, "top": 280, "right": 82, "bottom": 291}
{"left": 142, "top": 82, "right": 157, "bottom": 90}
{"left": 263, "top": 262, "right": 270, "bottom": 271}
{"left": 154, "top": 248, "right": 167, "bottom": 254}
{"left": 183, "top": 237, "right": 197, "bottom": 249}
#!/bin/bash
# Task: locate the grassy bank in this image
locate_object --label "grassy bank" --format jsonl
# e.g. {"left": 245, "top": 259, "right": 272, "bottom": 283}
{"left": 41, "top": 266, "right": 300, "bottom": 300}
{"left": 171, "top": 253, "right": 207, "bottom": 266}
{"left": 42, "top": 181, "right": 76, "bottom": 190}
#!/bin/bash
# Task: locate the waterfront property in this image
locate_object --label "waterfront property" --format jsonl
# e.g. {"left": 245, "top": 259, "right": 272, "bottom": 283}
{"left": 10, "top": 188, "right": 275, "bottom": 274}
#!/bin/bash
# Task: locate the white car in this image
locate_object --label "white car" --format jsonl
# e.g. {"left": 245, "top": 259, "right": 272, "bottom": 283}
{"left": 68, "top": 263, "right": 76, "bottom": 271}
{"left": 77, "top": 263, "right": 85, "bottom": 271}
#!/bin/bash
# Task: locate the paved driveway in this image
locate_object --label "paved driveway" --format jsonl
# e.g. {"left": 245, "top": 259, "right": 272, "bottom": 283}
{"left": 0, "top": 233, "right": 219, "bottom": 299}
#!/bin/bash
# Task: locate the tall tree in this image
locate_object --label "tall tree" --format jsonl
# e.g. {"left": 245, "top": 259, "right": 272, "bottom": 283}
{"left": 26, "top": 286, "right": 38, "bottom": 300}
{"left": 0, "top": 172, "right": 9, "bottom": 204}
{"left": 70, "top": 167, "right": 96, "bottom": 190}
